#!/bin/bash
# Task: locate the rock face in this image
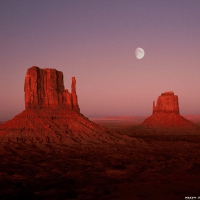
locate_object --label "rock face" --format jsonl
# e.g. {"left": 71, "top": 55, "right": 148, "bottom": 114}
{"left": 24, "top": 66, "right": 80, "bottom": 112}
{"left": 0, "top": 66, "right": 105, "bottom": 142}
{"left": 153, "top": 91, "right": 179, "bottom": 114}
{"left": 71, "top": 77, "right": 80, "bottom": 112}
{"left": 142, "top": 91, "right": 194, "bottom": 128}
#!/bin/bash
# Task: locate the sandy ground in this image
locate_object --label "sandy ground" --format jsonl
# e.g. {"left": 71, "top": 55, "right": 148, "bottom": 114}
{"left": 0, "top": 117, "right": 200, "bottom": 199}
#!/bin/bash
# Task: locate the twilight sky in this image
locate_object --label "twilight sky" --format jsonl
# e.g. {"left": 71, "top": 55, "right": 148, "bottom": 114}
{"left": 0, "top": 0, "right": 200, "bottom": 120}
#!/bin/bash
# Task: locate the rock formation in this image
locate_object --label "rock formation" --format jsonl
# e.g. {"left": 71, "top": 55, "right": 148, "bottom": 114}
{"left": 153, "top": 91, "right": 179, "bottom": 114}
{"left": 71, "top": 77, "right": 80, "bottom": 112}
{"left": 0, "top": 66, "right": 105, "bottom": 142}
{"left": 142, "top": 91, "right": 194, "bottom": 128}
{"left": 24, "top": 66, "right": 80, "bottom": 111}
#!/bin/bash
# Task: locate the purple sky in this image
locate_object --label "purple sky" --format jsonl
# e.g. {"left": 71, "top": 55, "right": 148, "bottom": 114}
{"left": 0, "top": 0, "right": 200, "bottom": 120}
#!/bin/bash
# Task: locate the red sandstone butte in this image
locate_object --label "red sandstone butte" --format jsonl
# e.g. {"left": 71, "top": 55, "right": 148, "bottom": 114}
{"left": 24, "top": 66, "right": 80, "bottom": 111}
{"left": 0, "top": 66, "right": 104, "bottom": 142}
{"left": 142, "top": 91, "right": 194, "bottom": 128}
{"left": 153, "top": 91, "right": 179, "bottom": 114}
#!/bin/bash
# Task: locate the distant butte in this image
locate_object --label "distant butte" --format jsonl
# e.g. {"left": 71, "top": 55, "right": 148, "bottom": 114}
{"left": 141, "top": 91, "right": 195, "bottom": 128}
{"left": 0, "top": 66, "right": 105, "bottom": 142}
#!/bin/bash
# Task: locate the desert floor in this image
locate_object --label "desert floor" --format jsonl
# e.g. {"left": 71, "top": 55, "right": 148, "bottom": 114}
{"left": 0, "top": 117, "right": 200, "bottom": 200}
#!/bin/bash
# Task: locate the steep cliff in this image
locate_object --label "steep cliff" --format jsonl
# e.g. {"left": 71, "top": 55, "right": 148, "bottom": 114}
{"left": 24, "top": 66, "right": 80, "bottom": 112}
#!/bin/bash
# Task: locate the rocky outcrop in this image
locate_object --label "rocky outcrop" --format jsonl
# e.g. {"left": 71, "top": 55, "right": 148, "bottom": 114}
{"left": 153, "top": 91, "right": 179, "bottom": 114}
{"left": 0, "top": 66, "right": 106, "bottom": 143}
{"left": 71, "top": 77, "right": 80, "bottom": 112}
{"left": 142, "top": 91, "right": 195, "bottom": 128}
{"left": 24, "top": 66, "right": 80, "bottom": 112}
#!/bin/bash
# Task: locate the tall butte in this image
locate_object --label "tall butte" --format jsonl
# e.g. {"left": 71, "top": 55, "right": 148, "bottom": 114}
{"left": 141, "top": 91, "right": 194, "bottom": 127}
{"left": 24, "top": 66, "right": 80, "bottom": 112}
{"left": 0, "top": 66, "right": 105, "bottom": 143}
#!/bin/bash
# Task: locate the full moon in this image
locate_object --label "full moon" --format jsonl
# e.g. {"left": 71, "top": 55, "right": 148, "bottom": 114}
{"left": 135, "top": 47, "right": 145, "bottom": 59}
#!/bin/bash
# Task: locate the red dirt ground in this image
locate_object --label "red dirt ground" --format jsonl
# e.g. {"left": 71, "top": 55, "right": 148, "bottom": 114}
{"left": 0, "top": 116, "right": 200, "bottom": 199}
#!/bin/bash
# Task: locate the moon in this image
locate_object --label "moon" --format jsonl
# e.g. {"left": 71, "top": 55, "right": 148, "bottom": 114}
{"left": 135, "top": 47, "right": 145, "bottom": 59}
